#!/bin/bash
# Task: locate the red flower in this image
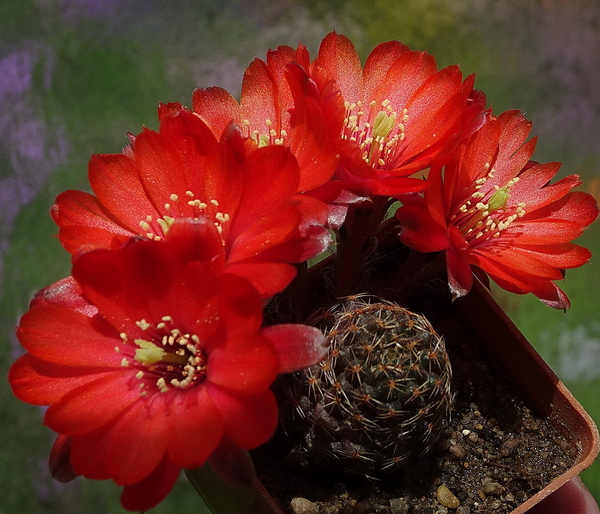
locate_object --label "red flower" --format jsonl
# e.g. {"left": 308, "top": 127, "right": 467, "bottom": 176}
{"left": 51, "top": 107, "right": 331, "bottom": 298}
{"left": 307, "top": 32, "right": 487, "bottom": 197}
{"left": 192, "top": 33, "right": 485, "bottom": 228}
{"left": 9, "top": 219, "right": 328, "bottom": 512}
{"left": 191, "top": 43, "right": 347, "bottom": 226}
{"left": 191, "top": 43, "right": 338, "bottom": 195}
{"left": 396, "top": 110, "right": 599, "bottom": 309}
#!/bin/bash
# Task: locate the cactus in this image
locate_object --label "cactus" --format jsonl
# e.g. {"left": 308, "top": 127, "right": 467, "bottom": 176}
{"left": 277, "top": 296, "right": 453, "bottom": 476}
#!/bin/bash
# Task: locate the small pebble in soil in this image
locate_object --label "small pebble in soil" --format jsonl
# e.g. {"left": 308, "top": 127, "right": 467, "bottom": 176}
{"left": 389, "top": 498, "right": 410, "bottom": 514}
{"left": 449, "top": 444, "right": 466, "bottom": 459}
{"left": 490, "top": 499, "right": 503, "bottom": 509}
{"left": 437, "top": 484, "right": 460, "bottom": 508}
{"left": 483, "top": 482, "right": 503, "bottom": 496}
{"left": 290, "top": 497, "right": 319, "bottom": 514}
{"left": 500, "top": 438, "right": 521, "bottom": 457}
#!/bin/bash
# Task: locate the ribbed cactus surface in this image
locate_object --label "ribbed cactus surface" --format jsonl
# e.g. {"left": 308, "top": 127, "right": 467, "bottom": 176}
{"left": 278, "top": 296, "right": 453, "bottom": 476}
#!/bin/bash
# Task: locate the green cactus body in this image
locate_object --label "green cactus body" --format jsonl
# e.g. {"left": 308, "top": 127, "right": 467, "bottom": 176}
{"left": 278, "top": 296, "right": 453, "bottom": 476}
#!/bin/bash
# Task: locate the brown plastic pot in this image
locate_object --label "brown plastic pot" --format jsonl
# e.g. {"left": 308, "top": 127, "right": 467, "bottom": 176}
{"left": 191, "top": 277, "right": 599, "bottom": 514}
{"left": 452, "top": 278, "right": 600, "bottom": 513}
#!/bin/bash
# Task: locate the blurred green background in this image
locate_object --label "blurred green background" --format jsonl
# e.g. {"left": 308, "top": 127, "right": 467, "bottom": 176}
{"left": 1, "top": 0, "right": 599, "bottom": 511}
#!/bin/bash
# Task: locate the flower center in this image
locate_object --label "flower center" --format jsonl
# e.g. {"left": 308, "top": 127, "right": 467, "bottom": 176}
{"left": 243, "top": 118, "right": 287, "bottom": 148}
{"left": 341, "top": 99, "right": 409, "bottom": 169}
{"left": 117, "top": 316, "right": 208, "bottom": 395}
{"left": 450, "top": 166, "right": 527, "bottom": 247}
{"left": 138, "top": 193, "right": 230, "bottom": 242}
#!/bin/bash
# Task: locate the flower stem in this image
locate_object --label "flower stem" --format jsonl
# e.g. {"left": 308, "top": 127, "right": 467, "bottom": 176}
{"left": 186, "top": 465, "right": 277, "bottom": 514}
{"left": 383, "top": 249, "right": 447, "bottom": 304}
{"left": 336, "top": 196, "right": 393, "bottom": 296}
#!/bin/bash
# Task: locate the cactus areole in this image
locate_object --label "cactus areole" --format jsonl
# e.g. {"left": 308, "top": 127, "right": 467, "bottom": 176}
{"left": 277, "top": 296, "right": 454, "bottom": 476}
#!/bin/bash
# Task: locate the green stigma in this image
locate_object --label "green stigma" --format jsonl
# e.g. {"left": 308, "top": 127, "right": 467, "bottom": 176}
{"left": 157, "top": 216, "right": 175, "bottom": 235}
{"left": 373, "top": 111, "right": 396, "bottom": 140}
{"left": 258, "top": 134, "right": 270, "bottom": 147}
{"left": 134, "top": 339, "right": 166, "bottom": 364}
{"left": 488, "top": 186, "right": 510, "bottom": 212}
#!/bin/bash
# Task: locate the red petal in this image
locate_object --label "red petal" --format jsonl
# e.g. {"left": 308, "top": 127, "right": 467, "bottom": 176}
{"left": 157, "top": 110, "right": 234, "bottom": 208}
{"left": 374, "top": 50, "right": 437, "bottom": 110}
{"left": 516, "top": 243, "right": 591, "bottom": 269}
{"left": 229, "top": 205, "right": 302, "bottom": 262}
{"left": 120, "top": 455, "right": 181, "bottom": 512}
{"left": 476, "top": 246, "right": 564, "bottom": 280}
{"left": 423, "top": 167, "right": 447, "bottom": 229}
{"left": 453, "top": 116, "right": 501, "bottom": 188}
{"left": 157, "top": 101, "right": 186, "bottom": 122}
{"left": 258, "top": 224, "right": 331, "bottom": 264}
{"left": 9, "top": 353, "right": 116, "bottom": 405}
{"left": 492, "top": 110, "right": 535, "bottom": 184}
{"left": 523, "top": 190, "right": 599, "bottom": 228}
{"left": 49, "top": 434, "right": 78, "bottom": 483}
{"left": 217, "top": 273, "right": 263, "bottom": 338}
{"left": 262, "top": 324, "right": 327, "bottom": 373}
{"left": 132, "top": 128, "right": 191, "bottom": 218}
{"left": 316, "top": 32, "right": 363, "bottom": 105}
{"left": 362, "top": 40, "right": 413, "bottom": 100}
{"left": 104, "top": 399, "right": 169, "bottom": 485}
{"left": 225, "top": 261, "right": 297, "bottom": 299}
{"left": 446, "top": 248, "right": 474, "bottom": 299}
{"left": 474, "top": 249, "right": 558, "bottom": 287}
{"left": 52, "top": 190, "right": 133, "bottom": 253}
{"left": 232, "top": 145, "right": 300, "bottom": 235}
{"left": 293, "top": 191, "right": 329, "bottom": 228}
{"left": 136, "top": 113, "right": 228, "bottom": 224}
{"left": 58, "top": 226, "right": 130, "bottom": 253}
{"left": 208, "top": 333, "right": 279, "bottom": 394}
{"left": 17, "top": 304, "right": 122, "bottom": 367}
{"left": 284, "top": 68, "right": 338, "bottom": 192}
{"left": 289, "top": 122, "right": 338, "bottom": 192}
{"left": 44, "top": 372, "right": 140, "bottom": 435}
{"left": 167, "top": 387, "right": 224, "bottom": 469}
{"left": 368, "top": 176, "right": 427, "bottom": 197}
{"left": 538, "top": 283, "right": 571, "bottom": 311}
{"left": 265, "top": 44, "right": 298, "bottom": 118}
{"left": 192, "top": 86, "right": 241, "bottom": 136}
{"left": 239, "top": 57, "right": 281, "bottom": 134}
{"left": 512, "top": 218, "right": 592, "bottom": 245}
{"left": 511, "top": 163, "right": 569, "bottom": 208}
{"left": 29, "top": 276, "right": 96, "bottom": 316}
{"left": 165, "top": 217, "right": 226, "bottom": 270}
{"left": 88, "top": 153, "right": 157, "bottom": 234}
{"left": 475, "top": 255, "right": 571, "bottom": 310}
{"left": 72, "top": 239, "right": 181, "bottom": 336}
{"left": 70, "top": 426, "right": 113, "bottom": 479}
{"left": 396, "top": 204, "right": 450, "bottom": 253}
{"left": 401, "top": 66, "right": 464, "bottom": 159}
{"left": 165, "top": 261, "right": 221, "bottom": 343}
{"left": 206, "top": 385, "right": 278, "bottom": 450}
